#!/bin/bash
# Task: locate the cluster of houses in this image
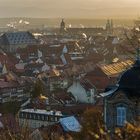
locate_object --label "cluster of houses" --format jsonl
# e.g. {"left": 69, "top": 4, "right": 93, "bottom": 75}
{"left": 0, "top": 19, "right": 140, "bottom": 138}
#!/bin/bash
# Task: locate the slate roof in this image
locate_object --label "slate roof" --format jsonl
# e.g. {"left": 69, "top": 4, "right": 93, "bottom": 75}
{"left": 0, "top": 31, "right": 38, "bottom": 45}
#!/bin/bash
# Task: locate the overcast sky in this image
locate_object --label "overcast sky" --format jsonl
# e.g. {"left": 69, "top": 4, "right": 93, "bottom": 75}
{"left": 0, "top": 0, "right": 140, "bottom": 18}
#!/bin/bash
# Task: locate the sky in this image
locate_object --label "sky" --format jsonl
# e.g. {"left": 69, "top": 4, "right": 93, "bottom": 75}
{"left": 0, "top": 0, "right": 140, "bottom": 18}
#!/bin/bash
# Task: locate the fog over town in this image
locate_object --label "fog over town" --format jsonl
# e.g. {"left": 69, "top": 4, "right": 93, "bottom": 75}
{"left": 0, "top": 0, "right": 140, "bottom": 140}
{"left": 0, "top": 0, "right": 140, "bottom": 18}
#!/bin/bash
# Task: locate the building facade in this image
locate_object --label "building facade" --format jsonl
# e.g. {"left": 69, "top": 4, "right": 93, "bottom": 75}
{"left": 67, "top": 79, "right": 96, "bottom": 103}
{"left": 103, "top": 58, "right": 140, "bottom": 131}
{"left": 19, "top": 109, "right": 65, "bottom": 128}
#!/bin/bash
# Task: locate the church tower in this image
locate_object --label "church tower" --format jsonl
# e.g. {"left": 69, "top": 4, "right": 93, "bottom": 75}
{"left": 60, "top": 19, "right": 66, "bottom": 33}
{"left": 106, "top": 19, "right": 113, "bottom": 36}
{"left": 110, "top": 19, "right": 114, "bottom": 35}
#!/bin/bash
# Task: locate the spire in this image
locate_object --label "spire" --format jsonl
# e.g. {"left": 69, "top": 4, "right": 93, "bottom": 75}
{"left": 60, "top": 19, "right": 66, "bottom": 33}
{"left": 106, "top": 19, "right": 110, "bottom": 28}
{"left": 106, "top": 19, "right": 113, "bottom": 36}
{"left": 61, "top": 19, "right": 65, "bottom": 28}
{"left": 110, "top": 19, "right": 114, "bottom": 35}
{"left": 106, "top": 19, "right": 111, "bottom": 36}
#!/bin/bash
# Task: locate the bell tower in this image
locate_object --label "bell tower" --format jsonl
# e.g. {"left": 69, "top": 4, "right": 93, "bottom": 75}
{"left": 106, "top": 19, "right": 113, "bottom": 36}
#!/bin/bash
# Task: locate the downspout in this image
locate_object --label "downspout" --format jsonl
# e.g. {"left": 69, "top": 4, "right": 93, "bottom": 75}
{"left": 104, "top": 97, "right": 107, "bottom": 130}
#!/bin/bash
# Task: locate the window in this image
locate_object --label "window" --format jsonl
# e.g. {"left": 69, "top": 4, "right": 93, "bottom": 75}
{"left": 55, "top": 117, "right": 58, "bottom": 122}
{"left": 33, "top": 114, "right": 36, "bottom": 120}
{"left": 26, "top": 113, "right": 29, "bottom": 119}
{"left": 29, "top": 113, "right": 32, "bottom": 119}
{"left": 37, "top": 115, "right": 40, "bottom": 120}
{"left": 25, "top": 113, "right": 28, "bottom": 119}
{"left": 50, "top": 116, "right": 54, "bottom": 122}
{"left": 23, "top": 113, "right": 25, "bottom": 118}
{"left": 117, "top": 107, "right": 126, "bottom": 126}
{"left": 20, "top": 112, "right": 24, "bottom": 118}
{"left": 45, "top": 116, "right": 48, "bottom": 121}
{"left": 41, "top": 115, "right": 45, "bottom": 121}
{"left": 86, "top": 91, "right": 91, "bottom": 97}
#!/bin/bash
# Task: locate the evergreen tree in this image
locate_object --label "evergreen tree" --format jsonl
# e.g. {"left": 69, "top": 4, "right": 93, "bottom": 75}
{"left": 30, "top": 80, "right": 44, "bottom": 98}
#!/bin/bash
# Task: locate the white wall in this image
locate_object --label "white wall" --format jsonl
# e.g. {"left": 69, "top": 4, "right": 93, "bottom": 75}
{"left": 67, "top": 81, "right": 95, "bottom": 103}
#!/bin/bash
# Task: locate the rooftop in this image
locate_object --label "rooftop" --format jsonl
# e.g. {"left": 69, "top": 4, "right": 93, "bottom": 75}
{"left": 99, "top": 60, "right": 134, "bottom": 76}
{"left": 1, "top": 31, "right": 38, "bottom": 45}
{"left": 21, "top": 109, "right": 63, "bottom": 116}
{"left": 80, "top": 79, "right": 95, "bottom": 91}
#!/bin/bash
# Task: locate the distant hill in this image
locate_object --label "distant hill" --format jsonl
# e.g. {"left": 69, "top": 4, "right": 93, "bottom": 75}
{"left": 0, "top": 18, "right": 134, "bottom": 28}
